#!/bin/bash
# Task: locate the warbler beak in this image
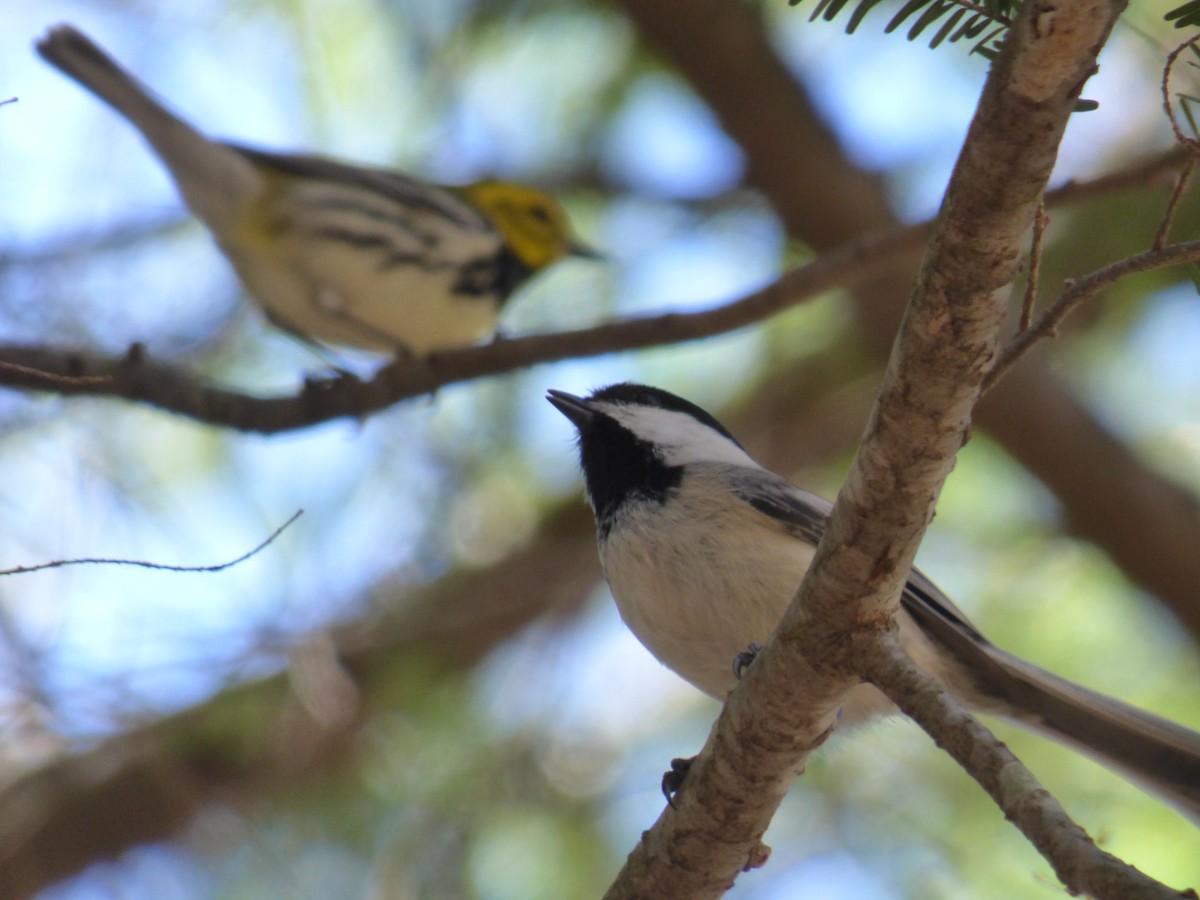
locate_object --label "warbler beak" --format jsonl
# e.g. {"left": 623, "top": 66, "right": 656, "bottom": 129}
{"left": 546, "top": 389, "right": 595, "bottom": 430}
{"left": 566, "top": 237, "right": 604, "bottom": 261}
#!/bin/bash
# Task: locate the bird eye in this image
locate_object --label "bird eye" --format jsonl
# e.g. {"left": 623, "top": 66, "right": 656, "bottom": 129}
{"left": 526, "top": 203, "right": 553, "bottom": 224}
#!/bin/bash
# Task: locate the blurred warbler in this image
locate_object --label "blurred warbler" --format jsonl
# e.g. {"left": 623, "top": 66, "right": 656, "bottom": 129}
{"left": 37, "top": 24, "right": 596, "bottom": 356}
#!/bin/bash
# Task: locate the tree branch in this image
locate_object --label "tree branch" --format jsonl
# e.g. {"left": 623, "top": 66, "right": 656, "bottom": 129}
{"left": 0, "top": 227, "right": 921, "bottom": 432}
{"left": 604, "top": 1, "right": 1149, "bottom": 896}
{"left": 986, "top": 237, "right": 1200, "bottom": 391}
{"left": 857, "top": 636, "right": 1190, "bottom": 900}
{"left": 0, "top": 146, "right": 1186, "bottom": 433}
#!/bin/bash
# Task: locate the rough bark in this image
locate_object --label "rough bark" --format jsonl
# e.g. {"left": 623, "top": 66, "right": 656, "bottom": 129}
{"left": 603, "top": 3, "right": 1184, "bottom": 898}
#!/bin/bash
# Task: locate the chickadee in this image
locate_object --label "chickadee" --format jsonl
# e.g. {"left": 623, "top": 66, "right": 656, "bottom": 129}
{"left": 548, "top": 382, "right": 1200, "bottom": 821}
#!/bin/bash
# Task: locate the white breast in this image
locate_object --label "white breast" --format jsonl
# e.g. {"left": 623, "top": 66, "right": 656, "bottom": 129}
{"left": 598, "top": 470, "right": 952, "bottom": 727}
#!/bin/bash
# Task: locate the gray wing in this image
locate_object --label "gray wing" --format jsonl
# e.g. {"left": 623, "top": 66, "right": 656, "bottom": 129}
{"left": 725, "top": 467, "right": 1200, "bottom": 820}
{"left": 723, "top": 466, "right": 988, "bottom": 647}
{"left": 725, "top": 466, "right": 830, "bottom": 547}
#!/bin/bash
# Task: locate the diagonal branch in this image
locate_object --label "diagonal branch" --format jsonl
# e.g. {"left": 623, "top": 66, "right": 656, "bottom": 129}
{"left": 603, "top": 2, "right": 1171, "bottom": 897}
{"left": 857, "top": 636, "right": 1188, "bottom": 900}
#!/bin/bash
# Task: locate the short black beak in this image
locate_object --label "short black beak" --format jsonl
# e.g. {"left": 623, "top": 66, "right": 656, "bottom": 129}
{"left": 546, "top": 389, "right": 594, "bottom": 430}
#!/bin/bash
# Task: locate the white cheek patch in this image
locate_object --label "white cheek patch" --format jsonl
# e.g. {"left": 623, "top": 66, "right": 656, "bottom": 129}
{"left": 604, "top": 404, "right": 761, "bottom": 469}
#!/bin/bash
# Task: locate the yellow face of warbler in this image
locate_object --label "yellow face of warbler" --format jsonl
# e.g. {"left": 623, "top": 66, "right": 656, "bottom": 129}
{"left": 459, "top": 180, "right": 594, "bottom": 271}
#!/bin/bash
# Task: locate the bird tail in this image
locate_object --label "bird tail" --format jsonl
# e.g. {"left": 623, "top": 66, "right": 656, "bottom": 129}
{"left": 902, "top": 577, "right": 1200, "bottom": 823}
{"left": 977, "top": 644, "right": 1200, "bottom": 824}
{"left": 36, "top": 25, "right": 262, "bottom": 228}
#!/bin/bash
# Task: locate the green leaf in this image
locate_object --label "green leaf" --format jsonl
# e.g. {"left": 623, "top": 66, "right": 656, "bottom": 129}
{"left": 797, "top": 0, "right": 1014, "bottom": 57}
{"left": 952, "top": 12, "right": 993, "bottom": 42}
{"left": 930, "top": 8, "right": 967, "bottom": 48}
{"left": 1180, "top": 93, "right": 1200, "bottom": 139}
{"left": 1165, "top": 1, "right": 1200, "bottom": 28}
{"left": 970, "top": 24, "right": 1008, "bottom": 58}
{"left": 845, "top": 0, "right": 894, "bottom": 33}
{"left": 908, "top": 0, "right": 955, "bottom": 42}
{"left": 1185, "top": 262, "right": 1200, "bottom": 294}
{"left": 884, "top": 0, "right": 936, "bottom": 34}
{"left": 817, "top": 0, "right": 855, "bottom": 23}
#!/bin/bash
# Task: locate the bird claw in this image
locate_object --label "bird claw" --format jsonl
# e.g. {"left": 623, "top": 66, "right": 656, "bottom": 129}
{"left": 732, "top": 642, "right": 764, "bottom": 680}
{"left": 661, "top": 755, "right": 694, "bottom": 807}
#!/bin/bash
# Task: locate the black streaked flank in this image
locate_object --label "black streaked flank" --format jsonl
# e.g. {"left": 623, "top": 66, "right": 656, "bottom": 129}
{"left": 306, "top": 227, "right": 402, "bottom": 253}
{"left": 302, "top": 227, "right": 455, "bottom": 274}
{"left": 298, "top": 194, "right": 428, "bottom": 229}
{"left": 452, "top": 248, "right": 531, "bottom": 303}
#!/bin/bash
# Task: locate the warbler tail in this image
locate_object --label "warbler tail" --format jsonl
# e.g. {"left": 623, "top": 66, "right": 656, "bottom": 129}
{"left": 36, "top": 25, "right": 262, "bottom": 228}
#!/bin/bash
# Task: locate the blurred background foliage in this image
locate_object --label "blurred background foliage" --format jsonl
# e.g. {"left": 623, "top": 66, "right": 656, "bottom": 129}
{"left": 2, "top": 0, "right": 1200, "bottom": 897}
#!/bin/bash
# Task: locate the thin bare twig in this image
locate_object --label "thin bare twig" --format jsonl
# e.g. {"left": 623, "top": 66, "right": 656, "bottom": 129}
{"left": 984, "top": 238, "right": 1200, "bottom": 392}
{"left": 857, "top": 636, "right": 1188, "bottom": 900}
{"left": 1160, "top": 36, "right": 1200, "bottom": 152}
{"left": 1153, "top": 155, "right": 1196, "bottom": 250}
{"left": 0, "top": 509, "right": 303, "bottom": 577}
